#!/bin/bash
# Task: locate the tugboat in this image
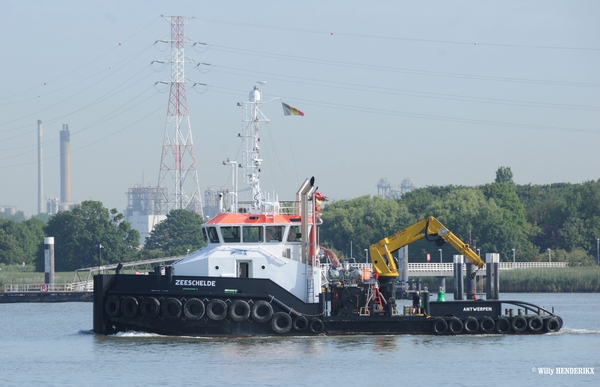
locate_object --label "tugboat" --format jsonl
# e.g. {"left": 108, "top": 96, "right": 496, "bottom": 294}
{"left": 93, "top": 85, "right": 562, "bottom": 336}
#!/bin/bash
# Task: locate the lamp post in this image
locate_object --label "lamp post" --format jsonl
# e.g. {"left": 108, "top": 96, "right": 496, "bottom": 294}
{"left": 512, "top": 248, "right": 515, "bottom": 268}
{"left": 438, "top": 248, "right": 442, "bottom": 274}
{"left": 547, "top": 248, "right": 551, "bottom": 263}
{"left": 597, "top": 238, "right": 599, "bottom": 266}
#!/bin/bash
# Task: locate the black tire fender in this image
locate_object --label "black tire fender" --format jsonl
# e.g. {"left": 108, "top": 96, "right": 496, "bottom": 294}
{"left": 556, "top": 316, "right": 564, "bottom": 331}
{"left": 271, "top": 312, "right": 292, "bottom": 334}
{"left": 120, "top": 296, "right": 139, "bottom": 318}
{"left": 228, "top": 300, "right": 251, "bottom": 322}
{"left": 140, "top": 297, "right": 160, "bottom": 319}
{"left": 161, "top": 297, "right": 182, "bottom": 319}
{"left": 251, "top": 300, "right": 273, "bottom": 323}
{"left": 183, "top": 298, "right": 205, "bottom": 320}
{"left": 479, "top": 316, "right": 495, "bottom": 334}
{"left": 463, "top": 316, "right": 479, "bottom": 334}
{"left": 447, "top": 317, "right": 464, "bottom": 334}
{"left": 495, "top": 318, "right": 511, "bottom": 334}
{"left": 528, "top": 316, "right": 543, "bottom": 332}
{"left": 544, "top": 317, "right": 560, "bottom": 333}
{"left": 206, "top": 299, "right": 228, "bottom": 321}
{"left": 293, "top": 315, "right": 309, "bottom": 331}
{"left": 511, "top": 316, "right": 527, "bottom": 333}
{"left": 105, "top": 295, "right": 120, "bottom": 318}
{"left": 432, "top": 318, "right": 448, "bottom": 335}
{"left": 308, "top": 318, "right": 325, "bottom": 334}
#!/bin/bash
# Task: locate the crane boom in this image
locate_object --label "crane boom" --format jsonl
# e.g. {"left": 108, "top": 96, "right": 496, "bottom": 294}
{"left": 369, "top": 216, "right": 485, "bottom": 280}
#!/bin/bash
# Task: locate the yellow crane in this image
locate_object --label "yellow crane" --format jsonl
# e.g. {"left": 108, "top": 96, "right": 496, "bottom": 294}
{"left": 369, "top": 216, "right": 485, "bottom": 281}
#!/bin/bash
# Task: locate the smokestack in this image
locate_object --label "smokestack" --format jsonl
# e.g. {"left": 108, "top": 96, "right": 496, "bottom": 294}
{"left": 37, "top": 120, "right": 44, "bottom": 214}
{"left": 60, "top": 124, "right": 71, "bottom": 204}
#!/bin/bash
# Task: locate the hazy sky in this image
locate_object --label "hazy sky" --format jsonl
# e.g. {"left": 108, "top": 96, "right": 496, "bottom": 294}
{"left": 1, "top": 1, "right": 599, "bottom": 217}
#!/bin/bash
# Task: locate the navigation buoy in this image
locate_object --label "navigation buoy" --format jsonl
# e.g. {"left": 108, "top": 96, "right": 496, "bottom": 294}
{"left": 437, "top": 287, "right": 446, "bottom": 302}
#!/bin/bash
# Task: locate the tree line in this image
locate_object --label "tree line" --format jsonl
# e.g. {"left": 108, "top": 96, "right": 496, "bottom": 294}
{"left": 1, "top": 167, "right": 599, "bottom": 271}
{"left": 319, "top": 167, "right": 600, "bottom": 265}
{"left": 0, "top": 201, "right": 206, "bottom": 271}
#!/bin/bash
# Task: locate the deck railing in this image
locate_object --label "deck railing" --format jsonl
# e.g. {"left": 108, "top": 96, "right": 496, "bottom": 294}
{"left": 4, "top": 281, "right": 93, "bottom": 293}
{"left": 408, "top": 262, "right": 569, "bottom": 272}
{"left": 320, "top": 261, "right": 569, "bottom": 277}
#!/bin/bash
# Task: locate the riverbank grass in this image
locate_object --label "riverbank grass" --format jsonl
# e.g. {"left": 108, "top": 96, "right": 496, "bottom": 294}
{"left": 0, "top": 264, "right": 75, "bottom": 288}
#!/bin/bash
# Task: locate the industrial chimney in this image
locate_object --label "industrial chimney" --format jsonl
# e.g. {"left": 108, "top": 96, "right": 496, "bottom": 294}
{"left": 37, "top": 120, "right": 44, "bottom": 214}
{"left": 60, "top": 124, "right": 71, "bottom": 207}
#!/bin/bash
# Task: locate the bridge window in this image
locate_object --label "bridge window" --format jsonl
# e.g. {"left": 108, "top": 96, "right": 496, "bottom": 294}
{"left": 286, "top": 225, "right": 301, "bottom": 242}
{"left": 221, "top": 226, "right": 241, "bottom": 243}
{"left": 243, "top": 226, "right": 263, "bottom": 243}
{"left": 265, "top": 226, "right": 284, "bottom": 242}
{"left": 205, "top": 227, "right": 220, "bottom": 243}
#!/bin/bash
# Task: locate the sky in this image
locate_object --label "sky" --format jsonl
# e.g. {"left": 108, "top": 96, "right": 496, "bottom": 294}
{"left": 1, "top": 1, "right": 599, "bottom": 218}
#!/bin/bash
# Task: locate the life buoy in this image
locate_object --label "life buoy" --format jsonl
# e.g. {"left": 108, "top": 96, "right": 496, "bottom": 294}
{"left": 140, "top": 297, "right": 160, "bottom": 318}
{"left": 527, "top": 316, "right": 543, "bottom": 332}
{"left": 293, "top": 315, "right": 309, "bottom": 331}
{"left": 463, "top": 317, "right": 479, "bottom": 334}
{"left": 251, "top": 300, "right": 273, "bottom": 323}
{"left": 308, "top": 318, "right": 325, "bottom": 334}
{"left": 511, "top": 316, "right": 527, "bottom": 333}
{"left": 447, "top": 317, "right": 464, "bottom": 334}
{"left": 479, "top": 316, "right": 495, "bottom": 334}
{"left": 271, "top": 312, "right": 293, "bottom": 334}
{"left": 206, "top": 299, "right": 228, "bottom": 321}
{"left": 183, "top": 298, "right": 205, "bottom": 320}
{"left": 161, "top": 297, "right": 182, "bottom": 319}
{"left": 105, "top": 295, "right": 120, "bottom": 317}
{"left": 544, "top": 317, "right": 560, "bottom": 333}
{"left": 229, "top": 300, "right": 251, "bottom": 322}
{"left": 495, "top": 318, "right": 511, "bottom": 334}
{"left": 120, "top": 296, "right": 139, "bottom": 318}
{"left": 40, "top": 284, "right": 49, "bottom": 292}
{"left": 432, "top": 318, "right": 448, "bottom": 335}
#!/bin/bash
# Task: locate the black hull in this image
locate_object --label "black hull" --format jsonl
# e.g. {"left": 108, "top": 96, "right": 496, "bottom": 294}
{"left": 93, "top": 274, "right": 562, "bottom": 337}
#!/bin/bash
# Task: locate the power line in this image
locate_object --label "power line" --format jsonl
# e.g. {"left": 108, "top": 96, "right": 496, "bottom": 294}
{"left": 212, "top": 65, "right": 600, "bottom": 112}
{"left": 196, "top": 17, "right": 600, "bottom": 52}
{"left": 0, "top": 17, "right": 162, "bottom": 103}
{"left": 209, "top": 44, "right": 600, "bottom": 88}
{"left": 280, "top": 95, "right": 600, "bottom": 135}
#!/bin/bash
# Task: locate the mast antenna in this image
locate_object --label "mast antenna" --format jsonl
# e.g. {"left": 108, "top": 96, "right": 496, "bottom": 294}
{"left": 239, "top": 82, "right": 272, "bottom": 212}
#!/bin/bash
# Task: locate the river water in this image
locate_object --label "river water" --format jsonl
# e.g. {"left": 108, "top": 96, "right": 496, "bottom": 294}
{"left": 0, "top": 293, "right": 598, "bottom": 387}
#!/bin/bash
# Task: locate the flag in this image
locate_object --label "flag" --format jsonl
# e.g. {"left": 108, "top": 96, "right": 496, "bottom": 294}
{"left": 99, "top": 244, "right": 104, "bottom": 249}
{"left": 282, "top": 102, "right": 304, "bottom": 116}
